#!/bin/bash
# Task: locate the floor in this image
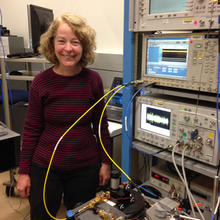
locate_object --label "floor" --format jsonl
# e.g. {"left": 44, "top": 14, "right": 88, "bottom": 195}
{"left": 0, "top": 170, "right": 66, "bottom": 220}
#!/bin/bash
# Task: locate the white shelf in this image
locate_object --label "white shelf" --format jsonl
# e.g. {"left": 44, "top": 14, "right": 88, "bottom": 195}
{"left": 7, "top": 75, "right": 35, "bottom": 81}
{"left": 0, "top": 57, "right": 50, "bottom": 129}
{"left": 0, "top": 125, "right": 20, "bottom": 141}
{"left": 6, "top": 56, "right": 49, "bottom": 63}
{"left": 0, "top": 74, "right": 35, "bottom": 81}
{"left": 108, "top": 121, "right": 122, "bottom": 137}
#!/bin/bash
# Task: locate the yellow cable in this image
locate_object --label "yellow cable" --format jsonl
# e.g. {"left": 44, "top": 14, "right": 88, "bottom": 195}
{"left": 43, "top": 84, "right": 123, "bottom": 220}
{"left": 98, "top": 85, "right": 131, "bottom": 181}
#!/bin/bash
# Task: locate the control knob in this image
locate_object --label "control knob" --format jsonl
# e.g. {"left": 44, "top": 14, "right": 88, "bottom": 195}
{"left": 206, "top": 138, "right": 213, "bottom": 146}
{"left": 196, "top": 135, "right": 203, "bottom": 143}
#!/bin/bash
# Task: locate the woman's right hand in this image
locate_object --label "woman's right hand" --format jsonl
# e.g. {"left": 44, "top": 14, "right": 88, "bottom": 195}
{"left": 16, "top": 174, "right": 31, "bottom": 198}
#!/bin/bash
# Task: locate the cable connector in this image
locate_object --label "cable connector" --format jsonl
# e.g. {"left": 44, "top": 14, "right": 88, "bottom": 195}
{"left": 134, "top": 79, "right": 145, "bottom": 85}
{"left": 124, "top": 80, "right": 156, "bottom": 88}
{"left": 66, "top": 210, "right": 76, "bottom": 219}
{"left": 167, "top": 145, "right": 174, "bottom": 150}
{"left": 123, "top": 79, "right": 145, "bottom": 86}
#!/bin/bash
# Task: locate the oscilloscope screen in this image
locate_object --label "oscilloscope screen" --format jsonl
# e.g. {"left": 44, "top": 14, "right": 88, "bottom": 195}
{"left": 140, "top": 104, "right": 171, "bottom": 137}
{"left": 149, "top": 0, "right": 187, "bottom": 14}
{"left": 145, "top": 38, "right": 189, "bottom": 79}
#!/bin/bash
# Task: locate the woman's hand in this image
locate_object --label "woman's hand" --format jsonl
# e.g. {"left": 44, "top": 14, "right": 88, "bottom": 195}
{"left": 16, "top": 174, "right": 31, "bottom": 198}
{"left": 99, "top": 163, "right": 111, "bottom": 186}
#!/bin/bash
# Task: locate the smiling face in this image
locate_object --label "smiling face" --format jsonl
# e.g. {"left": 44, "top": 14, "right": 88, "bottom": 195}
{"left": 54, "top": 22, "right": 83, "bottom": 75}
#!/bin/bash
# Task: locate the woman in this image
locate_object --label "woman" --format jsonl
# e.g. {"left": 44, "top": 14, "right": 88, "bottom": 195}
{"left": 16, "top": 13, "right": 111, "bottom": 220}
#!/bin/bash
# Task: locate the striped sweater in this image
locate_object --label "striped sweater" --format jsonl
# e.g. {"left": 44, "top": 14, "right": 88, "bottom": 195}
{"left": 18, "top": 67, "right": 111, "bottom": 174}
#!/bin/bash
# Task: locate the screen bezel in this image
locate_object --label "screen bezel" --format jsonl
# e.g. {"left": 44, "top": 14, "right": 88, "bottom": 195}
{"left": 141, "top": 33, "right": 191, "bottom": 81}
{"left": 148, "top": 0, "right": 188, "bottom": 15}
{"left": 145, "top": 0, "right": 193, "bottom": 20}
{"left": 140, "top": 103, "right": 171, "bottom": 137}
{"left": 27, "top": 4, "right": 54, "bottom": 54}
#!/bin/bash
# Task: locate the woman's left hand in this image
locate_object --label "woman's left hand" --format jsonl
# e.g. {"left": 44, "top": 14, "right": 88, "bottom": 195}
{"left": 99, "top": 163, "right": 111, "bottom": 186}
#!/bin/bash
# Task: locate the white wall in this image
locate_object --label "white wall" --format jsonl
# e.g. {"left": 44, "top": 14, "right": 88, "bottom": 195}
{"left": 0, "top": 0, "right": 124, "bottom": 54}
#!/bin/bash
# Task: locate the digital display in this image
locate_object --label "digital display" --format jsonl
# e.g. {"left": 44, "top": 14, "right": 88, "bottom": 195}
{"left": 152, "top": 171, "right": 169, "bottom": 184}
{"left": 149, "top": 0, "right": 187, "bottom": 14}
{"left": 140, "top": 104, "right": 171, "bottom": 137}
{"left": 145, "top": 38, "right": 189, "bottom": 79}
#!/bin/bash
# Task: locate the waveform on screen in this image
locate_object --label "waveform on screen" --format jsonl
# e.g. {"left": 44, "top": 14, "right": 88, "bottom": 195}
{"left": 147, "top": 112, "right": 169, "bottom": 126}
{"left": 145, "top": 106, "right": 171, "bottom": 130}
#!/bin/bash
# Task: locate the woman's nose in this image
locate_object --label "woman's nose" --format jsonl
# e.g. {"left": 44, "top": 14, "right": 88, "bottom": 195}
{"left": 64, "top": 42, "right": 72, "bottom": 51}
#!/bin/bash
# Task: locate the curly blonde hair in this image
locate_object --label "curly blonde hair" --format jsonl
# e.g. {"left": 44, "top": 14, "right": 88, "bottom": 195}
{"left": 38, "top": 13, "right": 96, "bottom": 66}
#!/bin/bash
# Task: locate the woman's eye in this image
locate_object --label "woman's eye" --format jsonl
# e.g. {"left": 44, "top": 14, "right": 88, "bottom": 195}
{"left": 58, "top": 40, "right": 65, "bottom": 43}
{"left": 55, "top": 39, "right": 65, "bottom": 44}
{"left": 72, "top": 41, "right": 80, "bottom": 46}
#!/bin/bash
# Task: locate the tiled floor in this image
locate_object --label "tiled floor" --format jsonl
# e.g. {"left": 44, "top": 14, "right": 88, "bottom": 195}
{"left": 0, "top": 170, "right": 66, "bottom": 220}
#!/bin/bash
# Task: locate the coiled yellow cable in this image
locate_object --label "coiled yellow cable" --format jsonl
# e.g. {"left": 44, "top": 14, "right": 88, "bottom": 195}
{"left": 98, "top": 85, "right": 131, "bottom": 181}
{"left": 43, "top": 84, "right": 129, "bottom": 220}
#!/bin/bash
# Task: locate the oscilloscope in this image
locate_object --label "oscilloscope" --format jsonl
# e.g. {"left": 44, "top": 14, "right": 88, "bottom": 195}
{"left": 140, "top": 32, "right": 219, "bottom": 93}
{"left": 134, "top": 95, "right": 220, "bottom": 166}
{"left": 129, "top": 0, "right": 220, "bottom": 31}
